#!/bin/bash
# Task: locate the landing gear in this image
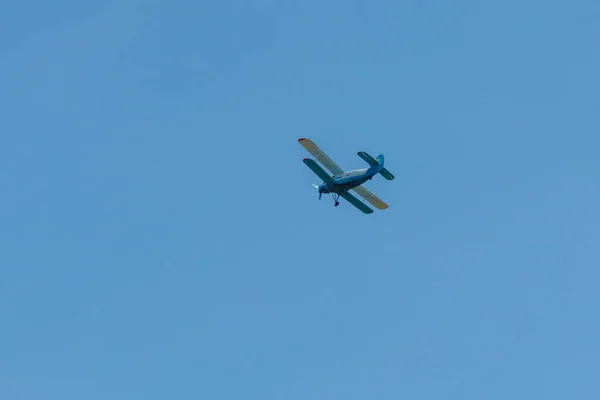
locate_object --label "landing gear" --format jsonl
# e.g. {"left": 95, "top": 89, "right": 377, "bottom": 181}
{"left": 332, "top": 193, "right": 340, "bottom": 207}
{"left": 313, "top": 184, "right": 341, "bottom": 208}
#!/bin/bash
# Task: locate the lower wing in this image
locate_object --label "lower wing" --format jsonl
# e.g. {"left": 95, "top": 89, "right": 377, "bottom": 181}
{"left": 302, "top": 158, "right": 334, "bottom": 184}
{"left": 340, "top": 192, "right": 374, "bottom": 214}
{"left": 352, "top": 185, "right": 389, "bottom": 210}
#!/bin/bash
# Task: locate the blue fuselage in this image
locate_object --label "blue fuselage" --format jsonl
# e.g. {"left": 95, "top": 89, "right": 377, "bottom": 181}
{"left": 319, "top": 164, "right": 382, "bottom": 194}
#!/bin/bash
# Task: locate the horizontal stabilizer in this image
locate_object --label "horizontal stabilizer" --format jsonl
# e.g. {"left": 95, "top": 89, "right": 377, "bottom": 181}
{"left": 379, "top": 168, "right": 395, "bottom": 180}
{"left": 357, "top": 151, "right": 379, "bottom": 167}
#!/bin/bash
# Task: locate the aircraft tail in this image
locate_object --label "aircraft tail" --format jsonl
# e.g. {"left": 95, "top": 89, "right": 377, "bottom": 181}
{"left": 358, "top": 151, "right": 381, "bottom": 168}
{"left": 358, "top": 152, "right": 394, "bottom": 179}
{"left": 376, "top": 155, "right": 395, "bottom": 180}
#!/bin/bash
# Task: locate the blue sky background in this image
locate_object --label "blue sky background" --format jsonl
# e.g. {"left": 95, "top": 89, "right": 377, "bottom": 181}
{"left": 1, "top": 1, "right": 599, "bottom": 398}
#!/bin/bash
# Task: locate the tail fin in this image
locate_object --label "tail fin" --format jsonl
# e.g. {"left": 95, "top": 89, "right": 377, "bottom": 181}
{"left": 376, "top": 154, "right": 384, "bottom": 166}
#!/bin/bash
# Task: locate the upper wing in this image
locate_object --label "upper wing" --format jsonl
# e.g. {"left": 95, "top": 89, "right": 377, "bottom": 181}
{"left": 352, "top": 185, "right": 389, "bottom": 210}
{"left": 340, "top": 191, "right": 374, "bottom": 214}
{"left": 298, "top": 138, "right": 345, "bottom": 176}
{"left": 303, "top": 158, "right": 334, "bottom": 184}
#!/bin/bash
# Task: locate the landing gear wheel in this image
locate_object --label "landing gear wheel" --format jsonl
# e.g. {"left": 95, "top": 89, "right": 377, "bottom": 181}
{"left": 335, "top": 201, "right": 340, "bottom": 207}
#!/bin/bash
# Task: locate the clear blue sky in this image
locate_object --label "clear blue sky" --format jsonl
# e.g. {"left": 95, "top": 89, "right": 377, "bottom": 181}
{"left": 2, "top": 1, "right": 599, "bottom": 398}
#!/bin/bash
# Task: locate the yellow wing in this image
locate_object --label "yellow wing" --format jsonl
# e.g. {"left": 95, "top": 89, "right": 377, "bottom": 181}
{"left": 352, "top": 185, "right": 389, "bottom": 210}
{"left": 298, "top": 138, "right": 345, "bottom": 176}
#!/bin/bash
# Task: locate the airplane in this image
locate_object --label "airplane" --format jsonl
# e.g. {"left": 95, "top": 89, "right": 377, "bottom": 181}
{"left": 298, "top": 138, "right": 395, "bottom": 214}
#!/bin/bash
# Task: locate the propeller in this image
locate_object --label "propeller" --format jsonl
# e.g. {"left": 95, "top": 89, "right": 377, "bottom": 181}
{"left": 312, "top": 183, "right": 323, "bottom": 200}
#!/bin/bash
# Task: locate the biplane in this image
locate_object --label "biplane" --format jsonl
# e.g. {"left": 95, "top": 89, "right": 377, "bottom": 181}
{"left": 298, "top": 138, "right": 395, "bottom": 214}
